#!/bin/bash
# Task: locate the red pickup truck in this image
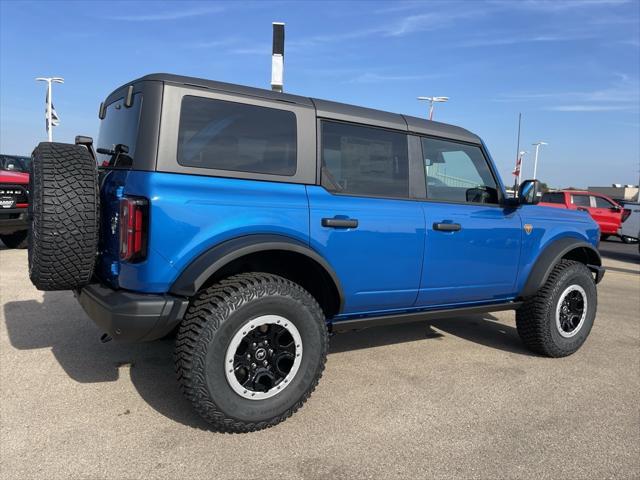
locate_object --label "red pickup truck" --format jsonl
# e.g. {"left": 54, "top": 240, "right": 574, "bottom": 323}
{"left": 539, "top": 190, "right": 630, "bottom": 240}
{"left": 0, "top": 169, "right": 29, "bottom": 248}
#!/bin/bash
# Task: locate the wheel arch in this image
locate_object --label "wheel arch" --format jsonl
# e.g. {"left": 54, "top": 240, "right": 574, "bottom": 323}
{"left": 170, "top": 234, "right": 344, "bottom": 317}
{"left": 518, "top": 237, "right": 603, "bottom": 299}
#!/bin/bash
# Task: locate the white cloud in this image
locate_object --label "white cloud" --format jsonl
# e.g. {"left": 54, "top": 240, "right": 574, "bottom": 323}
{"left": 546, "top": 104, "right": 635, "bottom": 111}
{"left": 106, "top": 5, "right": 224, "bottom": 22}
{"left": 347, "top": 72, "right": 441, "bottom": 83}
{"left": 497, "top": 74, "right": 640, "bottom": 112}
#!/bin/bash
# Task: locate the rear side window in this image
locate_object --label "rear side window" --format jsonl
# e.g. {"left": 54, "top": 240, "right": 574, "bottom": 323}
{"left": 541, "top": 192, "right": 565, "bottom": 204}
{"left": 321, "top": 121, "right": 409, "bottom": 198}
{"left": 177, "top": 96, "right": 297, "bottom": 176}
{"left": 571, "top": 194, "right": 590, "bottom": 207}
{"left": 421, "top": 137, "right": 498, "bottom": 204}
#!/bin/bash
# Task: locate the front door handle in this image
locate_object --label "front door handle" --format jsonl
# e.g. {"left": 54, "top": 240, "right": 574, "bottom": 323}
{"left": 433, "top": 222, "right": 461, "bottom": 232}
{"left": 322, "top": 217, "right": 358, "bottom": 229}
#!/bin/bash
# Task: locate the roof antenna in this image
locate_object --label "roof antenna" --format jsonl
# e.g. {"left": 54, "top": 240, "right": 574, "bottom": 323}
{"left": 271, "top": 22, "right": 285, "bottom": 93}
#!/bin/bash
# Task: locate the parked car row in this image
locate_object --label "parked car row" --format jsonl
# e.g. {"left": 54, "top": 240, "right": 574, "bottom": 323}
{"left": 539, "top": 190, "right": 637, "bottom": 243}
{"left": 0, "top": 163, "right": 29, "bottom": 248}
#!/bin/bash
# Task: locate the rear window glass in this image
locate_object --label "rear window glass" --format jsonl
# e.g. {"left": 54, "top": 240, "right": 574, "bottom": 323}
{"left": 541, "top": 192, "right": 565, "bottom": 204}
{"left": 177, "top": 96, "right": 297, "bottom": 176}
{"left": 96, "top": 93, "right": 142, "bottom": 165}
{"left": 321, "top": 121, "right": 409, "bottom": 198}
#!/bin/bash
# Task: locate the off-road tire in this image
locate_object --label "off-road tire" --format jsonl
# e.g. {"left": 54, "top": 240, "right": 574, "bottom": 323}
{"left": 516, "top": 260, "right": 597, "bottom": 357}
{"left": 29, "top": 142, "right": 99, "bottom": 290}
{"left": 175, "top": 273, "right": 328, "bottom": 433}
{"left": 0, "top": 230, "right": 28, "bottom": 249}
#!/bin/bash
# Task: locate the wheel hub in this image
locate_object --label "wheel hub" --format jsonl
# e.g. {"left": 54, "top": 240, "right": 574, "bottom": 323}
{"left": 225, "top": 315, "right": 303, "bottom": 400}
{"left": 555, "top": 285, "right": 588, "bottom": 338}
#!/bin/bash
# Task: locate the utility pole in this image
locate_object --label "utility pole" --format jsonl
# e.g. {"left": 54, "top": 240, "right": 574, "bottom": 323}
{"left": 417, "top": 96, "right": 449, "bottom": 120}
{"left": 532, "top": 141, "right": 548, "bottom": 180}
{"left": 35, "top": 77, "right": 64, "bottom": 142}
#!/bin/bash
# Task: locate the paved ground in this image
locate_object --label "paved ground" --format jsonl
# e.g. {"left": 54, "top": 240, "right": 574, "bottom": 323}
{"left": 1, "top": 240, "right": 638, "bottom": 480}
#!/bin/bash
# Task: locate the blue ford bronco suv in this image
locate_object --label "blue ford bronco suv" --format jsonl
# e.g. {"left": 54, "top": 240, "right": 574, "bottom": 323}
{"left": 28, "top": 74, "right": 604, "bottom": 433}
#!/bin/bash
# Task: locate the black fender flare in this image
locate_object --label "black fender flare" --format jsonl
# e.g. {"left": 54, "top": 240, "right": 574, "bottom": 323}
{"left": 518, "top": 237, "right": 603, "bottom": 298}
{"left": 169, "top": 234, "right": 344, "bottom": 310}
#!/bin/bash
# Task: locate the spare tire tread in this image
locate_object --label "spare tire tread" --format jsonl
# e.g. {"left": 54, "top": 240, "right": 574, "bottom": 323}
{"left": 29, "top": 142, "right": 99, "bottom": 291}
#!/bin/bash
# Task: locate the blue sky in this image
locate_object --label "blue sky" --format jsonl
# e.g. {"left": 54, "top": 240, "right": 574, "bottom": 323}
{"left": 1, "top": 0, "right": 638, "bottom": 188}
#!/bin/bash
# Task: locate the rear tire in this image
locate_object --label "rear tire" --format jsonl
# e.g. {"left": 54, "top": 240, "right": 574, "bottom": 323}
{"left": 600, "top": 234, "right": 610, "bottom": 241}
{"left": 0, "top": 230, "right": 28, "bottom": 249}
{"left": 516, "top": 260, "right": 597, "bottom": 357}
{"left": 28, "top": 142, "right": 99, "bottom": 291}
{"left": 175, "top": 273, "right": 328, "bottom": 433}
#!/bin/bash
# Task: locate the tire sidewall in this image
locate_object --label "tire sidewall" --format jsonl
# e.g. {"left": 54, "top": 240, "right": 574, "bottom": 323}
{"left": 197, "top": 289, "right": 326, "bottom": 423}
{"left": 545, "top": 264, "right": 597, "bottom": 353}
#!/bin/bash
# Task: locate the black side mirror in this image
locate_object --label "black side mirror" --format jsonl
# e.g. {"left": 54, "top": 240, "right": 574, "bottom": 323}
{"left": 518, "top": 179, "right": 542, "bottom": 205}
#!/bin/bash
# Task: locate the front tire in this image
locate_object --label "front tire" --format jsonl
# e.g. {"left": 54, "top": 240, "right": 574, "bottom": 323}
{"left": 516, "top": 260, "right": 597, "bottom": 357}
{"left": 0, "top": 230, "right": 28, "bottom": 249}
{"left": 174, "top": 273, "right": 328, "bottom": 433}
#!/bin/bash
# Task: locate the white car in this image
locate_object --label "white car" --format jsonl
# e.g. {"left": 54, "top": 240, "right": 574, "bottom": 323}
{"left": 618, "top": 201, "right": 640, "bottom": 243}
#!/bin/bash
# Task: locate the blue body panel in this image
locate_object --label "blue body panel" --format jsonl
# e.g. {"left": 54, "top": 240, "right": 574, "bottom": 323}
{"left": 97, "top": 169, "right": 600, "bottom": 318}
{"left": 514, "top": 205, "right": 599, "bottom": 294}
{"left": 99, "top": 171, "right": 310, "bottom": 293}
{"left": 418, "top": 202, "right": 522, "bottom": 305}
{"left": 307, "top": 186, "right": 425, "bottom": 314}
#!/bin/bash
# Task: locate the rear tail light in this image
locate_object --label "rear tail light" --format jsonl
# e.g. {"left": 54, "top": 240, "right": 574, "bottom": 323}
{"left": 622, "top": 208, "right": 631, "bottom": 223}
{"left": 119, "top": 196, "right": 148, "bottom": 262}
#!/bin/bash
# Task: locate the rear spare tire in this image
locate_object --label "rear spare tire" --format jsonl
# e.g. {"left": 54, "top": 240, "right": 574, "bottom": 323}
{"left": 29, "top": 142, "right": 99, "bottom": 290}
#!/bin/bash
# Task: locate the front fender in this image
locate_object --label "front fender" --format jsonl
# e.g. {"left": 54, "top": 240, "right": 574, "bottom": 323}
{"left": 518, "top": 237, "right": 602, "bottom": 298}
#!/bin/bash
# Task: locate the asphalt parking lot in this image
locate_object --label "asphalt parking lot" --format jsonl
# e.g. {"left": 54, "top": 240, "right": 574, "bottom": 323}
{"left": 1, "top": 240, "right": 638, "bottom": 480}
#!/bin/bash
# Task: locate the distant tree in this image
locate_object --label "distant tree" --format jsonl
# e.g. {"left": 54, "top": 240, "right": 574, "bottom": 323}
{"left": 538, "top": 182, "right": 549, "bottom": 193}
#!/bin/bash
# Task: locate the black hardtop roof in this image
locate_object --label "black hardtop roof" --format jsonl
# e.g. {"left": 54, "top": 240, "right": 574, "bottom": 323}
{"left": 112, "top": 73, "right": 482, "bottom": 144}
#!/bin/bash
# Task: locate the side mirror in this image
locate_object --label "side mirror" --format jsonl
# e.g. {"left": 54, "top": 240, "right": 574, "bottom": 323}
{"left": 518, "top": 179, "right": 542, "bottom": 205}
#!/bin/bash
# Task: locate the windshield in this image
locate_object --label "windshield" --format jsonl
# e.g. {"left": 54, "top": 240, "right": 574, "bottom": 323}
{"left": 96, "top": 93, "right": 142, "bottom": 166}
{"left": 0, "top": 155, "right": 31, "bottom": 172}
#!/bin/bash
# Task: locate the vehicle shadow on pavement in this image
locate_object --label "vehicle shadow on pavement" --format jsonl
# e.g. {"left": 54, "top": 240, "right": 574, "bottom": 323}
{"left": 4, "top": 292, "right": 529, "bottom": 430}
{"left": 330, "top": 314, "right": 531, "bottom": 356}
{"left": 599, "top": 245, "right": 640, "bottom": 264}
{"left": 3, "top": 291, "right": 212, "bottom": 430}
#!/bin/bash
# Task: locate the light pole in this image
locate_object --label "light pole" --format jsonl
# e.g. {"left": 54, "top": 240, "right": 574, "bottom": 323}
{"left": 36, "top": 77, "right": 64, "bottom": 142}
{"left": 417, "top": 96, "right": 449, "bottom": 120}
{"left": 532, "top": 141, "right": 548, "bottom": 180}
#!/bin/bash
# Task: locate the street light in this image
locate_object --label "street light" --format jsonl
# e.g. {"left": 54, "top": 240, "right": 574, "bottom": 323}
{"left": 417, "top": 96, "right": 449, "bottom": 120}
{"left": 531, "top": 141, "right": 548, "bottom": 180}
{"left": 36, "top": 77, "right": 64, "bottom": 142}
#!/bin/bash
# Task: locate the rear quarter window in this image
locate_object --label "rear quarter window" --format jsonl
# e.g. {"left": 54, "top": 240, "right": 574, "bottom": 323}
{"left": 177, "top": 96, "right": 297, "bottom": 176}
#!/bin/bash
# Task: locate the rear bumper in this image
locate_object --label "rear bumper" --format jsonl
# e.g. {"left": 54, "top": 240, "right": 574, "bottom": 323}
{"left": 0, "top": 207, "right": 28, "bottom": 234}
{"left": 76, "top": 283, "right": 189, "bottom": 342}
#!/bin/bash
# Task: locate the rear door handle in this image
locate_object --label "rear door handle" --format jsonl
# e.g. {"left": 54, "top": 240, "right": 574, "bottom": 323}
{"left": 322, "top": 217, "right": 358, "bottom": 229}
{"left": 433, "top": 222, "right": 461, "bottom": 232}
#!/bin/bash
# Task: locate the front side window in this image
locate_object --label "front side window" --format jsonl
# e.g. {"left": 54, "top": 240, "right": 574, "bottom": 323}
{"left": 421, "top": 137, "right": 498, "bottom": 204}
{"left": 593, "top": 196, "right": 614, "bottom": 209}
{"left": 321, "top": 121, "right": 409, "bottom": 198}
{"left": 177, "top": 96, "right": 297, "bottom": 176}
